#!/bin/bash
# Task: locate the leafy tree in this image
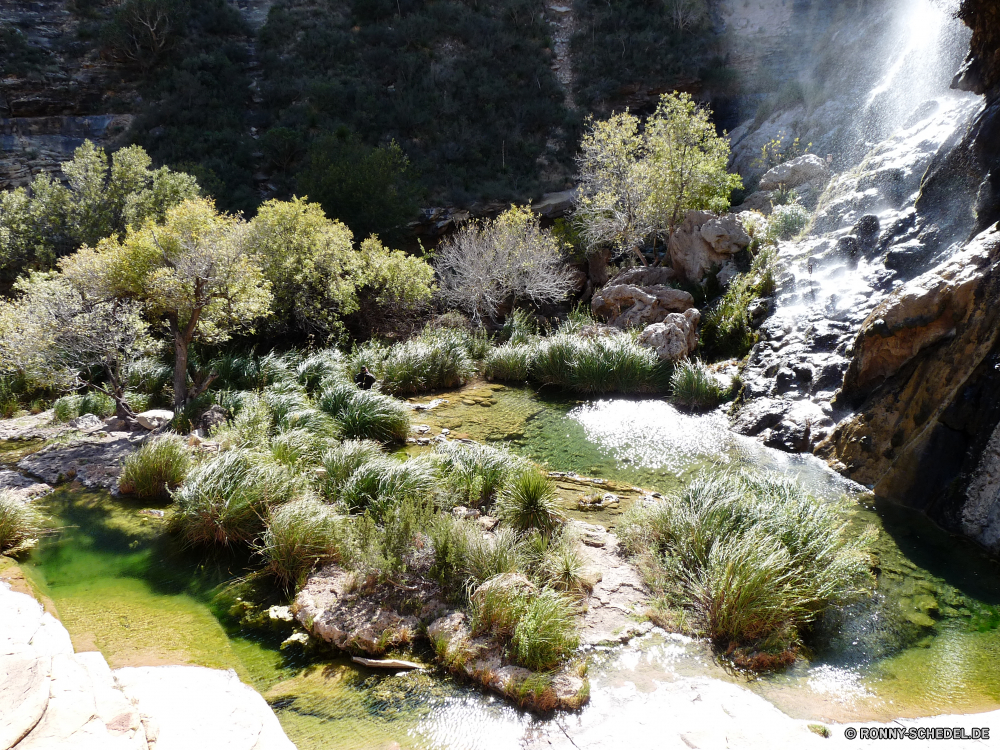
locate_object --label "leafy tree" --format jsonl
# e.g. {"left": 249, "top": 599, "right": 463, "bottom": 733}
{"left": 297, "top": 134, "right": 420, "bottom": 244}
{"left": 246, "top": 197, "right": 434, "bottom": 341}
{"left": 0, "top": 140, "right": 199, "bottom": 280}
{"left": 60, "top": 198, "right": 272, "bottom": 410}
{"left": 0, "top": 273, "right": 152, "bottom": 418}
{"left": 435, "top": 205, "right": 575, "bottom": 324}
{"left": 574, "top": 92, "right": 741, "bottom": 266}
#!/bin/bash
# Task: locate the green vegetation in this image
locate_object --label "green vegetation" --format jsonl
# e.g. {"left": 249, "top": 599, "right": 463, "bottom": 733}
{"left": 434, "top": 441, "right": 523, "bottom": 509}
{"left": 348, "top": 328, "right": 477, "bottom": 395}
{"left": 496, "top": 470, "right": 564, "bottom": 536}
{"left": 620, "top": 471, "right": 876, "bottom": 668}
{"left": 0, "top": 491, "right": 44, "bottom": 555}
{"left": 118, "top": 434, "right": 192, "bottom": 501}
{"left": 669, "top": 359, "right": 732, "bottom": 410}
{"left": 258, "top": 499, "right": 344, "bottom": 589}
{"left": 317, "top": 384, "right": 411, "bottom": 443}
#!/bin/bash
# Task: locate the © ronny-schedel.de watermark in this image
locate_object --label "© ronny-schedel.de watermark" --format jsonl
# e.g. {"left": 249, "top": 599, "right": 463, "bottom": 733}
{"left": 842, "top": 726, "right": 991, "bottom": 740}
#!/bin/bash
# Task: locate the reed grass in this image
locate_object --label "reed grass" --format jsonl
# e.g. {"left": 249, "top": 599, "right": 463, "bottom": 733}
{"left": 118, "top": 434, "right": 192, "bottom": 501}
{"left": 258, "top": 499, "right": 345, "bottom": 589}
{"left": 0, "top": 491, "right": 44, "bottom": 555}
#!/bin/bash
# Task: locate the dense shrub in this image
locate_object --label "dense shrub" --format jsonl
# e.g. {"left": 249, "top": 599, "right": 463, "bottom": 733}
{"left": 118, "top": 434, "right": 192, "bottom": 501}
{"left": 0, "top": 491, "right": 44, "bottom": 555}
{"left": 170, "top": 450, "right": 302, "bottom": 547}
{"left": 619, "top": 471, "right": 875, "bottom": 665}
{"left": 484, "top": 344, "right": 535, "bottom": 383}
{"left": 338, "top": 456, "right": 436, "bottom": 521}
{"left": 350, "top": 329, "right": 476, "bottom": 395}
{"left": 258, "top": 499, "right": 345, "bottom": 588}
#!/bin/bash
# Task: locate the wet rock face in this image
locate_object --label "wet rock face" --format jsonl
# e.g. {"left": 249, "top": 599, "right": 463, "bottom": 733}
{"left": 759, "top": 154, "right": 830, "bottom": 192}
{"left": 817, "top": 225, "right": 1000, "bottom": 511}
{"left": 954, "top": 0, "right": 1000, "bottom": 97}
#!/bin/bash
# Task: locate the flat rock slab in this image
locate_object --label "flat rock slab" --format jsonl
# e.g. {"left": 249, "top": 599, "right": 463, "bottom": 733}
{"left": 351, "top": 657, "right": 426, "bottom": 670}
{"left": 0, "top": 469, "right": 51, "bottom": 502}
{"left": 115, "top": 666, "right": 295, "bottom": 750}
{"left": 18, "top": 436, "right": 138, "bottom": 490}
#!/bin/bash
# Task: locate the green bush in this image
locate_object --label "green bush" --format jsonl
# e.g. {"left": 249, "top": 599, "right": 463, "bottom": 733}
{"left": 53, "top": 395, "right": 82, "bottom": 423}
{"left": 318, "top": 440, "right": 385, "bottom": 498}
{"left": 338, "top": 456, "right": 436, "bottom": 521}
{"left": 295, "top": 350, "right": 345, "bottom": 394}
{"left": 435, "top": 441, "right": 523, "bottom": 508}
{"left": 527, "top": 333, "right": 664, "bottom": 394}
{"left": 484, "top": 343, "right": 536, "bottom": 383}
{"left": 496, "top": 470, "right": 564, "bottom": 536}
{"left": 619, "top": 471, "right": 876, "bottom": 665}
{"left": 701, "top": 247, "right": 778, "bottom": 360}
{"left": 352, "top": 330, "right": 475, "bottom": 395}
{"left": 258, "top": 498, "right": 344, "bottom": 589}
{"left": 464, "top": 527, "right": 526, "bottom": 587}
{"left": 669, "top": 359, "right": 731, "bottom": 410}
{"left": 767, "top": 203, "right": 810, "bottom": 242}
{"left": 170, "top": 450, "right": 302, "bottom": 547}
{"left": 317, "top": 384, "right": 410, "bottom": 443}
{"left": 0, "top": 491, "right": 44, "bottom": 555}
{"left": 511, "top": 589, "right": 579, "bottom": 671}
{"left": 79, "top": 391, "right": 115, "bottom": 418}
{"left": 118, "top": 434, "right": 192, "bottom": 501}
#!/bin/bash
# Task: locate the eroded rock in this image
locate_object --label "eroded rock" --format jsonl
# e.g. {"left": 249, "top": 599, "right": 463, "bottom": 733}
{"left": 667, "top": 211, "right": 751, "bottom": 283}
{"left": 759, "top": 154, "right": 831, "bottom": 191}
{"left": 637, "top": 309, "right": 700, "bottom": 361}
{"left": 591, "top": 284, "right": 695, "bottom": 329}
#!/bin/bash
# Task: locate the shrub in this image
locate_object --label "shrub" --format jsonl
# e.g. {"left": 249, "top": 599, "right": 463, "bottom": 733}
{"left": 354, "top": 330, "right": 475, "bottom": 395}
{"left": 318, "top": 384, "right": 410, "bottom": 443}
{"left": 701, "top": 246, "right": 777, "bottom": 359}
{"left": 118, "top": 434, "right": 192, "bottom": 501}
{"left": 469, "top": 576, "right": 532, "bottom": 639}
{"left": 670, "top": 359, "right": 731, "bottom": 410}
{"left": 338, "top": 456, "right": 436, "bottom": 521}
{"left": 318, "top": 440, "right": 385, "bottom": 498}
{"left": 619, "top": 470, "right": 875, "bottom": 664}
{"left": 258, "top": 499, "right": 344, "bottom": 589}
{"left": 569, "top": 334, "right": 660, "bottom": 394}
{"left": 511, "top": 589, "right": 580, "bottom": 671}
{"left": 53, "top": 395, "right": 82, "bottom": 423}
{"left": 464, "top": 527, "right": 526, "bottom": 587}
{"left": 347, "top": 499, "right": 429, "bottom": 581}
{"left": 170, "top": 450, "right": 302, "bottom": 547}
{"left": 295, "top": 350, "right": 345, "bottom": 393}
{"left": 766, "top": 203, "right": 810, "bottom": 242}
{"left": 434, "top": 441, "right": 523, "bottom": 508}
{"left": 0, "top": 491, "right": 44, "bottom": 555}
{"left": 79, "top": 390, "right": 115, "bottom": 418}
{"left": 484, "top": 343, "right": 536, "bottom": 383}
{"left": 496, "top": 470, "right": 564, "bottom": 536}
{"left": 428, "top": 514, "right": 477, "bottom": 594}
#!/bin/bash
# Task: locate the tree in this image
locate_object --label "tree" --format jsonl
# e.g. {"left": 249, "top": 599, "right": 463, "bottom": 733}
{"left": 246, "top": 197, "right": 434, "bottom": 341}
{"left": 574, "top": 92, "right": 741, "bottom": 267}
{"left": 102, "top": 0, "right": 178, "bottom": 71}
{"left": 0, "top": 140, "right": 199, "bottom": 280}
{"left": 60, "top": 198, "right": 272, "bottom": 410}
{"left": 297, "top": 133, "right": 420, "bottom": 244}
{"left": 434, "top": 205, "right": 575, "bottom": 324}
{"left": 0, "top": 273, "right": 152, "bottom": 418}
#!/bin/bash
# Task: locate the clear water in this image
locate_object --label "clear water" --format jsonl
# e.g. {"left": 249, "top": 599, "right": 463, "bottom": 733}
{"left": 12, "top": 384, "right": 1000, "bottom": 749}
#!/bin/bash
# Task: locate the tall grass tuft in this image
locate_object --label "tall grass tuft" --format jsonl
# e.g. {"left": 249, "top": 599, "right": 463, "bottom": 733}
{"left": 258, "top": 499, "right": 345, "bottom": 589}
{"left": 511, "top": 588, "right": 579, "bottom": 671}
{"left": 170, "top": 450, "right": 302, "bottom": 548}
{"left": 496, "top": 470, "right": 564, "bottom": 536}
{"left": 435, "top": 441, "right": 523, "bottom": 508}
{"left": 350, "top": 328, "right": 476, "bottom": 395}
{"left": 318, "top": 384, "right": 410, "bottom": 443}
{"left": 619, "top": 470, "right": 875, "bottom": 666}
{"left": 118, "top": 434, "right": 192, "bottom": 501}
{"left": 318, "top": 440, "right": 385, "bottom": 498}
{"left": 464, "top": 527, "right": 526, "bottom": 587}
{"left": 701, "top": 246, "right": 778, "bottom": 359}
{"left": 53, "top": 395, "right": 81, "bottom": 422}
{"left": 338, "top": 456, "right": 436, "bottom": 520}
{"left": 484, "top": 343, "right": 536, "bottom": 383}
{"left": 670, "top": 359, "right": 731, "bottom": 410}
{"left": 0, "top": 491, "right": 44, "bottom": 555}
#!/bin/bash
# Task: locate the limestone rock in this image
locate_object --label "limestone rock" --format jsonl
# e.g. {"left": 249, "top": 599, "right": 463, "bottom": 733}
{"left": 668, "top": 211, "right": 751, "bottom": 283}
{"left": 136, "top": 410, "right": 174, "bottom": 431}
{"left": 0, "top": 469, "right": 51, "bottom": 502}
{"left": 471, "top": 572, "right": 536, "bottom": 603}
{"left": 637, "top": 309, "right": 701, "bottom": 361}
{"left": 68, "top": 414, "right": 105, "bottom": 434}
{"left": 591, "top": 284, "right": 695, "bottom": 329}
{"left": 759, "top": 154, "right": 830, "bottom": 191}
{"left": 18, "top": 437, "right": 137, "bottom": 491}
{"left": 608, "top": 266, "right": 676, "bottom": 287}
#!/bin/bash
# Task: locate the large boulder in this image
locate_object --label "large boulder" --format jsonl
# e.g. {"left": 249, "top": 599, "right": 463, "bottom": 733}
{"left": 591, "top": 284, "right": 695, "bottom": 329}
{"left": 759, "top": 154, "right": 830, "bottom": 191}
{"left": 637, "top": 309, "right": 701, "bottom": 361}
{"left": 608, "top": 266, "right": 676, "bottom": 287}
{"left": 136, "top": 410, "right": 174, "bottom": 431}
{"left": 668, "top": 211, "right": 751, "bottom": 283}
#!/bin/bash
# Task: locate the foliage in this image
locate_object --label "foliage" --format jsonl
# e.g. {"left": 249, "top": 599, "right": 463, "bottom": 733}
{"left": 258, "top": 0, "right": 569, "bottom": 206}
{"left": 349, "top": 328, "right": 475, "bottom": 395}
{"left": 510, "top": 588, "right": 579, "bottom": 671}
{"left": 297, "top": 135, "right": 420, "bottom": 244}
{"left": 496, "top": 470, "right": 564, "bottom": 536}
{"left": 317, "top": 384, "right": 411, "bottom": 443}
{"left": 752, "top": 134, "right": 812, "bottom": 173}
{"left": 258, "top": 498, "right": 345, "bottom": 589}
{"left": 170, "top": 449, "right": 302, "bottom": 547}
{"left": 766, "top": 203, "right": 810, "bottom": 242}
{"left": 701, "top": 246, "right": 778, "bottom": 360}
{"left": 318, "top": 440, "right": 385, "bottom": 499}
{"left": 532, "top": 332, "right": 666, "bottom": 394}
{"left": 60, "top": 198, "right": 273, "bottom": 409}
{"left": 435, "top": 206, "right": 575, "bottom": 324}
{"left": 575, "top": 93, "right": 741, "bottom": 261}
{"left": 484, "top": 344, "right": 535, "bottom": 383}
{"left": 338, "top": 456, "right": 436, "bottom": 521}
{"left": 0, "top": 491, "right": 44, "bottom": 555}
{"left": 0, "top": 141, "right": 199, "bottom": 280}
{"left": 619, "top": 471, "right": 876, "bottom": 663}
{"left": 118, "top": 434, "right": 192, "bottom": 500}
{"left": 669, "top": 359, "right": 731, "bottom": 410}
{"left": 464, "top": 527, "right": 526, "bottom": 587}
{"left": 434, "top": 441, "right": 524, "bottom": 509}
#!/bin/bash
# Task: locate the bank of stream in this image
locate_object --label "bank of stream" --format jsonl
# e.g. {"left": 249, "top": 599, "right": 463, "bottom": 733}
{"left": 9, "top": 383, "right": 1000, "bottom": 748}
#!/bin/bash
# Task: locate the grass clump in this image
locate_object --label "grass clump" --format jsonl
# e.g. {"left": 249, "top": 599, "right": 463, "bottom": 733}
{"left": 317, "top": 383, "right": 410, "bottom": 443}
{"left": 484, "top": 343, "right": 535, "bottom": 383}
{"left": 53, "top": 392, "right": 114, "bottom": 421}
{"left": 669, "top": 359, "right": 732, "bottom": 410}
{"left": 351, "top": 329, "right": 476, "bottom": 395}
{"left": 53, "top": 395, "right": 81, "bottom": 423}
{"left": 258, "top": 499, "right": 344, "bottom": 589}
{"left": 0, "top": 491, "right": 44, "bottom": 555}
{"left": 434, "top": 441, "right": 523, "bottom": 508}
{"left": 338, "top": 456, "right": 436, "bottom": 521}
{"left": 701, "top": 246, "right": 778, "bottom": 360}
{"left": 170, "top": 450, "right": 302, "bottom": 548}
{"left": 511, "top": 589, "right": 580, "bottom": 671}
{"left": 767, "top": 203, "right": 810, "bottom": 242}
{"left": 496, "top": 470, "right": 564, "bottom": 536}
{"left": 318, "top": 440, "right": 385, "bottom": 498}
{"left": 619, "top": 470, "right": 876, "bottom": 668}
{"left": 118, "top": 434, "right": 192, "bottom": 501}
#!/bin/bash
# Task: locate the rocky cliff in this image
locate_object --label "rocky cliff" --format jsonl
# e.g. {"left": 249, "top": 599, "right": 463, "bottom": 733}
{"left": 812, "top": 0, "right": 1000, "bottom": 552}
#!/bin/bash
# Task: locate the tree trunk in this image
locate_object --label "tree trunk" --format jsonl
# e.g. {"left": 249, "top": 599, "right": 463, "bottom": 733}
{"left": 172, "top": 333, "right": 188, "bottom": 412}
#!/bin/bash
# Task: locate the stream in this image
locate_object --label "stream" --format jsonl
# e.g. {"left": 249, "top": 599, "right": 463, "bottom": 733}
{"left": 11, "top": 383, "right": 1000, "bottom": 749}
